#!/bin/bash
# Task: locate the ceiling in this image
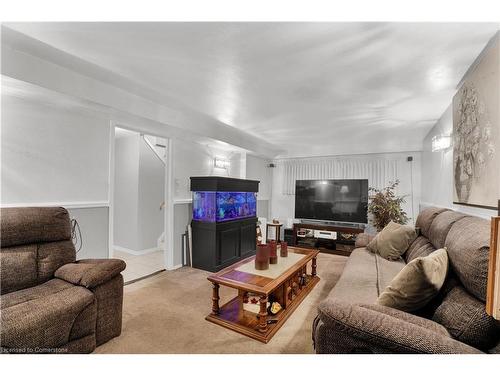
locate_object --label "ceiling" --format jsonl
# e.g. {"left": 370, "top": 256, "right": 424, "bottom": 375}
{"left": 4, "top": 22, "right": 499, "bottom": 158}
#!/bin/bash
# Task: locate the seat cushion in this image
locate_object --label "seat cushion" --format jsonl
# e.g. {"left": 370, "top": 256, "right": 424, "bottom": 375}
{"left": 432, "top": 286, "right": 500, "bottom": 351}
{"left": 326, "top": 248, "right": 379, "bottom": 303}
{"left": 375, "top": 253, "right": 406, "bottom": 293}
{"left": 1, "top": 282, "right": 95, "bottom": 350}
{"left": 327, "top": 248, "right": 405, "bottom": 304}
{"left": 1, "top": 278, "right": 74, "bottom": 309}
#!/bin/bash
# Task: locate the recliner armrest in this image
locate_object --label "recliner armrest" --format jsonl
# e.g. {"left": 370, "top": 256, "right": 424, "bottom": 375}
{"left": 317, "top": 300, "right": 482, "bottom": 354}
{"left": 55, "top": 259, "right": 126, "bottom": 289}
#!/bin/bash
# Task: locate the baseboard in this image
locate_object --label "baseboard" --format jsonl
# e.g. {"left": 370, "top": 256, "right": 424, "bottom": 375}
{"left": 114, "top": 245, "right": 162, "bottom": 256}
{"left": 171, "top": 264, "right": 183, "bottom": 270}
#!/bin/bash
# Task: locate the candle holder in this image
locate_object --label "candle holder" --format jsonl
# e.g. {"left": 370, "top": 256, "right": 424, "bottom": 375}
{"left": 255, "top": 243, "right": 270, "bottom": 270}
{"left": 269, "top": 240, "right": 278, "bottom": 264}
{"left": 280, "top": 241, "right": 288, "bottom": 257}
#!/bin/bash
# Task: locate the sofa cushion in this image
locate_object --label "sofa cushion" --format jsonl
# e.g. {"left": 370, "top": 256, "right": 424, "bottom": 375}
{"left": 1, "top": 278, "right": 74, "bottom": 309}
{"left": 428, "top": 211, "right": 468, "bottom": 249}
{"left": 405, "top": 236, "right": 436, "bottom": 263}
{"left": 375, "top": 254, "right": 406, "bottom": 294}
{"left": 326, "top": 248, "right": 379, "bottom": 303}
{"left": 0, "top": 207, "right": 72, "bottom": 248}
{"left": 415, "top": 207, "right": 449, "bottom": 238}
{"left": 367, "top": 221, "right": 417, "bottom": 260}
{"left": 432, "top": 286, "right": 500, "bottom": 351}
{"left": 444, "top": 216, "right": 490, "bottom": 302}
{"left": 0, "top": 285, "right": 95, "bottom": 350}
{"left": 0, "top": 245, "right": 38, "bottom": 295}
{"left": 38, "top": 240, "right": 77, "bottom": 283}
{"left": 377, "top": 248, "right": 449, "bottom": 312}
{"left": 326, "top": 248, "right": 405, "bottom": 305}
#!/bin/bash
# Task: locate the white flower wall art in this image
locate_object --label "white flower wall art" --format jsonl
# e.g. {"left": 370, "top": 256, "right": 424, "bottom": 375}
{"left": 453, "top": 35, "right": 499, "bottom": 209}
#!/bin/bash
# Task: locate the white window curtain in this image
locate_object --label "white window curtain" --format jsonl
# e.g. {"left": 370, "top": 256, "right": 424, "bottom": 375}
{"left": 277, "top": 156, "right": 399, "bottom": 195}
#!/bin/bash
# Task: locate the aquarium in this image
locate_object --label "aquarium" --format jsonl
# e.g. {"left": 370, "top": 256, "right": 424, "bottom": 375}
{"left": 192, "top": 191, "right": 257, "bottom": 222}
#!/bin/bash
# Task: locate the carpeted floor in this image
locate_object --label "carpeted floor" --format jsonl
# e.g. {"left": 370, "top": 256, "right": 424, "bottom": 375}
{"left": 95, "top": 252, "right": 347, "bottom": 354}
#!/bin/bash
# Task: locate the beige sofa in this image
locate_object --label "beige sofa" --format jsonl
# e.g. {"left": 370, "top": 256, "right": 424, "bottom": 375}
{"left": 313, "top": 206, "right": 500, "bottom": 354}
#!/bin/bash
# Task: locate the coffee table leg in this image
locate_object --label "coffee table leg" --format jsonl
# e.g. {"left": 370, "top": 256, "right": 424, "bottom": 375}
{"left": 258, "top": 295, "right": 268, "bottom": 333}
{"left": 312, "top": 256, "right": 317, "bottom": 277}
{"left": 212, "top": 282, "right": 220, "bottom": 315}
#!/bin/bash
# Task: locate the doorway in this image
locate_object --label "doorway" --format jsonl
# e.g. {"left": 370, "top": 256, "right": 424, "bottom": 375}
{"left": 111, "top": 126, "right": 167, "bottom": 283}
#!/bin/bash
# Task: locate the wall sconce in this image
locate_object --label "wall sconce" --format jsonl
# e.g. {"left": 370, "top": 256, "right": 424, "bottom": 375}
{"left": 214, "top": 157, "right": 230, "bottom": 170}
{"left": 431, "top": 135, "right": 451, "bottom": 152}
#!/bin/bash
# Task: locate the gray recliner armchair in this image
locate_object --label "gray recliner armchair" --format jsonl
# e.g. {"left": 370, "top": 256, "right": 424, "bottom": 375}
{"left": 0, "top": 207, "right": 126, "bottom": 353}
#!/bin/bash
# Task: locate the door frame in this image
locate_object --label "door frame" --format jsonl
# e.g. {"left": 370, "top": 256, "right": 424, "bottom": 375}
{"left": 108, "top": 120, "right": 175, "bottom": 270}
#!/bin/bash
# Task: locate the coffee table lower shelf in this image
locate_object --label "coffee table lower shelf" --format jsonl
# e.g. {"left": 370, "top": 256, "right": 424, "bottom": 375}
{"left": 205, "top": 275, "right": 320, "bottom": 343}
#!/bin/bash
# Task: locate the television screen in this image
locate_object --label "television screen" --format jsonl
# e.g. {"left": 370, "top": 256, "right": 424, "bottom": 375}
{"left": 295, "top": 179, "right": 368, "bottom": 223}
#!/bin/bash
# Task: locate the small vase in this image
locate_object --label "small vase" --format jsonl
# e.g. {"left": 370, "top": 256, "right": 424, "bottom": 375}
{"left": 269, "top": 240, "right": 278, "bottom": 264}
{"left": 255, "top": 243, "right": 270, "bottom": 270}
{"left": 280, "top": 241, "right": 288, "bottom": 257}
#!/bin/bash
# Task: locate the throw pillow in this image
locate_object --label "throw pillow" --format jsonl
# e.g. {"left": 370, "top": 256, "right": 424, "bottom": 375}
{"left": 367, "top": 221, "right": 417, "bottom": 260}
{"left": 377, "top": 248, "right": 449, "bottom": 312}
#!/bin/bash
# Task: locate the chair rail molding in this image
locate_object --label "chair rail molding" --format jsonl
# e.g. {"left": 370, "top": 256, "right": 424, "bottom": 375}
{"left": 1, "top": 201, "right": 110, "bottom": 209}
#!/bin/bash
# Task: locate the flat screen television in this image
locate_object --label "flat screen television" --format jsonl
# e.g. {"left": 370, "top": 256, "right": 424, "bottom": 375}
{"left": 295, "top": 179, "right": 368, "bottom": 224}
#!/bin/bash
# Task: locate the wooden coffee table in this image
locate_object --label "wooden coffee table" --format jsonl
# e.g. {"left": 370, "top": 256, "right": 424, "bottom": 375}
{"left": 206, "top": 246, "right": 320, "bottom": 343}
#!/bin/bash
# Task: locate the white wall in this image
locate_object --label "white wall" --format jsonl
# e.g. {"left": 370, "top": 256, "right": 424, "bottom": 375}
{"left": 113, "top": 134, "right": 140, "bottom": 250}
{"left": 137, "top": 140, "right": 165, "bottom": 250}
{"left": 246, "top": 154, "right": 272, "bottom": 219}
{"left": 172, "top": 139, "right": 243, "bottom": 200}
{"left": 1, "top": 95, "right": 110, "bottom": 258}
{"left": 421, "top": 105, "right": 496, "bottom": 219}
{"left": 68, "top": 207, "right": 109, "bottom": 260}
{"left": 113, "top": 132, "right": 165, "bottom": 252}
{"left": 1, "top": 95, "right": 110, "bottom": 204}
{"left": 271, "top": 152, "right": 422, "bottom": 229}
{"left": 246, "top": 154, "right": 272, "bottom": 200}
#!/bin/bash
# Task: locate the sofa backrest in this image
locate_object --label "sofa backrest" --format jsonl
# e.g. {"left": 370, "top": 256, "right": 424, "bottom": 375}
{"left": 413, "top": 206, "right": 500, "bottom": 351}
{"left": 0, "top": 207, "right": 76, "bottom": 295}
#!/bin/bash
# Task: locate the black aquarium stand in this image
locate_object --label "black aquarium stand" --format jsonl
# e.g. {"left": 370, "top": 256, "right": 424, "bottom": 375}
{"left": 190, "top": 177, "right": 259, "bottom": 272}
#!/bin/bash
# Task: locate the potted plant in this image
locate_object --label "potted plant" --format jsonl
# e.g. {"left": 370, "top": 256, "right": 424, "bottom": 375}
{"left": 368, "top": 180, "right": 410, "bottom": 232}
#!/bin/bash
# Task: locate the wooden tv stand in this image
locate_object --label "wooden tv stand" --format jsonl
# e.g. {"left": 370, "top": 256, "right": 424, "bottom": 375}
{"left": 291, "top": 222, "right": 364, "bottom": 257}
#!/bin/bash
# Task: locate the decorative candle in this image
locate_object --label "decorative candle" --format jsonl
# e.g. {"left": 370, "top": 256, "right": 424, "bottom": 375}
{"left": 255, "top": 243, "right": 270, "bottom": 270}
{"left": 269, "top": 240, "right": 278, "bottom": 264}
{"left": 280, "top": 241, "right": 288, "bottom": 257}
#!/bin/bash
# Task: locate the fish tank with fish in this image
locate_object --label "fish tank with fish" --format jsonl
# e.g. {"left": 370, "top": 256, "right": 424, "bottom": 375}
{"left": 192, "top": 191, "right": 257, "bottom": 222}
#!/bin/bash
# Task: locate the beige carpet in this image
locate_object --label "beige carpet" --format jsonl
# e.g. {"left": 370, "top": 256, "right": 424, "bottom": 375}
{"left": 95, "top": 252, "right": 347, "bottom": 354}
